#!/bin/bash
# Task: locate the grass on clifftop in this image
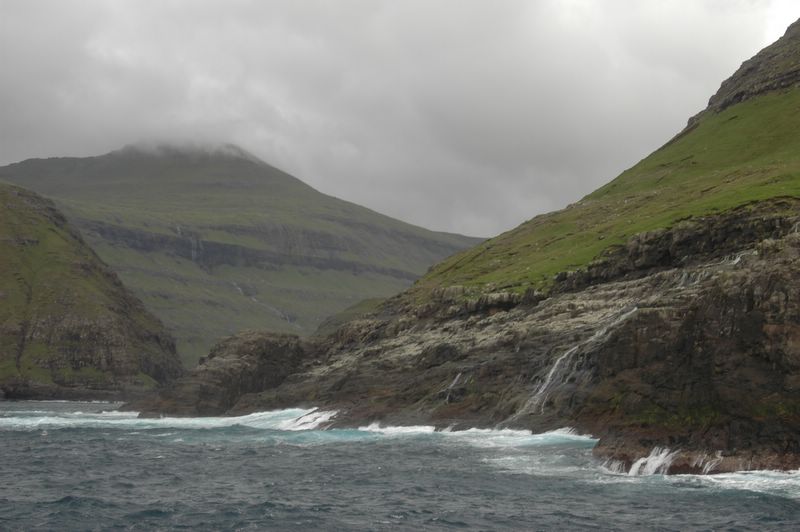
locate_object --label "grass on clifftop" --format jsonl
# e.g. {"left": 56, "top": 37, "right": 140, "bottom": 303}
{"left": 415, "top": 88, "right": 800, "bottom": 296}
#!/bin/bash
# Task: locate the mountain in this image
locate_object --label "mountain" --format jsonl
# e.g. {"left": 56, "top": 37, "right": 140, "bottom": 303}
{"left": 0, "top": 144, "right": 481, "bottom": 365}
{"left": 132, "top": 19, "right": 800, "bottom": 473}
{"left": 414, "top": 25, "right": 800, "bottom": 298}
{"left": 0, "top": 183, "right": 182, "bottom": 399}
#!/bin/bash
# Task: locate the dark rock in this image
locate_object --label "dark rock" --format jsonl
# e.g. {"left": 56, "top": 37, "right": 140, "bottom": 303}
{"left": 129, "top": 331, "right": 308, "bottom": 416}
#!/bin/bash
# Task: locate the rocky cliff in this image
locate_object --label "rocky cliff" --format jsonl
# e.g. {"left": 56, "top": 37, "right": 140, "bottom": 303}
{"left": 0, "top": 183, "right": 183, "bottom": 399}
{"left": 131, "top": 331, "right": 307, "bottom": 416}
{"left": 698, "top": 18, "right": 800, "bottom": 117}
{"left": 128, "top": 22, "right": 800, "bottom": 473}
{"left": 131, "top": 198, "right": 800, "bottom": 473}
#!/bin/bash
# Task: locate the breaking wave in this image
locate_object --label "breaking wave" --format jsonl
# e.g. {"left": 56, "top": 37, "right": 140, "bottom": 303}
{"left": 3, "top": 401, "right": 800, "bottom": 529}
{"left": 0, "top": 403, "right": 595, "bottom": 448}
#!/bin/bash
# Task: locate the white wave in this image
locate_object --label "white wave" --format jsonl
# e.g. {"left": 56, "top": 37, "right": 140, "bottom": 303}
{"left": 0, "top": 407, "right": 331, "bottom": 432}
{"left": 474, "top": 428, "right": 598, "bottom": 477}
{"left": 691, "top": 450, "right": 724, "bottom": 475}
{"left": 592, "top": 467, "right": 800, "bottom": 499}
{"left": 2, "top": 403, "right": 596, "bottom": 451}
{"left": 600, "top": 459, "right": 628, "bottom": 475}
{"left": 358, "top": 422, "right": 437, "bottom": 434}
{"left": 699, "top": 470, "right": 800, "bottom": 499}
{"left": 444, "top": 427, "right": 596, "bottom": 449}
{"left": 356, "top": 423, "right": 596, "bottom": 451}
{"left": 484, "top": 453, "right": 593, "bottom": 478}
{"left": 277, "top": 409, "right": 337, "bottom": 431}
{"left": 628, "top": 447, "right": 680, "bottom": 475}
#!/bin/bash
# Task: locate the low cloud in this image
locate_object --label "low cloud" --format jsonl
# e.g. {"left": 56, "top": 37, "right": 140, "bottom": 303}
{"left": 0, "top": 0, "right": 794, "bottom": 236}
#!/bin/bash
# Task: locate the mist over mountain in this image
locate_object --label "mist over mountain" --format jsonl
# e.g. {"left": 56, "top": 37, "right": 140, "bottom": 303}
{"left": 3, "top": 1, "right": 796, "bottom": 237}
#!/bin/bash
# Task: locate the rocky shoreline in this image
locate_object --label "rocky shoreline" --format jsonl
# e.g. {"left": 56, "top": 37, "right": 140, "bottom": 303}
{"left": 128, "top": 198, "right": 800, "bottom": 474}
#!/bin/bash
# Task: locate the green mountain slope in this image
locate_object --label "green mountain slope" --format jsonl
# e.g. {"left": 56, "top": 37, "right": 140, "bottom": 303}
{"left": 416, "top": 22, "right": 800, "bottom": 298}
{"left": 0, "top": 145, "right": 481, "bottom": 364}
{"left": 0, "top": 183, "right": 182, "bottom": 398}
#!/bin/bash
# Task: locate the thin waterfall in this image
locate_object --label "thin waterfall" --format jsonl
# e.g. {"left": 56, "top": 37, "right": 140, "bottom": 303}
{"left": 443, "top": 372, "right": 463, "bottom": 403}
{"left": 520, "top": 305, "right": 639, "bottom": 415}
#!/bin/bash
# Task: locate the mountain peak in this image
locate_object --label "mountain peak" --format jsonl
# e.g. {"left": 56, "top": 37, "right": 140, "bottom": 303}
{"left": 699, "top": 17, "right": 800, "bottom": 117}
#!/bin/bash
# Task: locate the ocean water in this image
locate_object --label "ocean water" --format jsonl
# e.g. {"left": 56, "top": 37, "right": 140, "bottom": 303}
{"left": 1, "top": 402, "right": 799, "bottom": 531}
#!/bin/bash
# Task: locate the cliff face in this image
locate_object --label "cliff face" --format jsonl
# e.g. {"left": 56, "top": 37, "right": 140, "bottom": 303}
{"left": 132, "top": 198, "right": 800, "bottom": 472}
{"left": 0, "top": 145, "right": 481, "bottom": 365}
{"left": 129, "top": 22, "right": 800, "bottom": 473}
{"left": 130, "top": 331, "right": 307, "bottom": 416}
{"left": 0, "top": 184, "right": 183, "bottom": 399}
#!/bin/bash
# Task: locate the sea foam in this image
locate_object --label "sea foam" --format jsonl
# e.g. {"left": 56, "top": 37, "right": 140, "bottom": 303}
{"left": 0, "top": 407, "right": 330, "bottom": 432}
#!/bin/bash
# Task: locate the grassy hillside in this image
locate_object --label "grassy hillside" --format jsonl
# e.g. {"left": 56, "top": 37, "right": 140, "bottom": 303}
{"left": 416, "top": 88, "right": 800, "bottom": 297}
{"left": 0, "top": 183, "right": 181, "bottom": 394}
{"left": 0, "top": 145, "right": 481, "bottom": 364}
{"left": 418, "top": 19, "right": 800, "bottom": 298}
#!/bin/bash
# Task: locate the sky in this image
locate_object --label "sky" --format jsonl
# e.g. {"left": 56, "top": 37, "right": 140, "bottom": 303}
{"left": 1, "top": 1, "right": 799, "bottom": 237}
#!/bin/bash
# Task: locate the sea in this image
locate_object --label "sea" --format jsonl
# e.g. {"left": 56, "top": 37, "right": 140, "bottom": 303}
{"left": 1, "top": 401, "right": 799, "bottom": 531}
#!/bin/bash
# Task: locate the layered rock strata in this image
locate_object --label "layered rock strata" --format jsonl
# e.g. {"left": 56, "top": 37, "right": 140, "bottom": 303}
{"left": 132, "top": 199, "right": 800, "bottom": 473}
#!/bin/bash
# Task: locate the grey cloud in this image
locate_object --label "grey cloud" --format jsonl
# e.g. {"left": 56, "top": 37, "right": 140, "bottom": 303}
{"left": 0, "top": 0, "right": 794, "bottom": 236}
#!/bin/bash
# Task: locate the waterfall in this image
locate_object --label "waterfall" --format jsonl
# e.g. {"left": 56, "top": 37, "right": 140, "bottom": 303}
{"left": 525, "top": 306, "right": 638, "bottom": 413}
{"left": 230, "top": 281, "right": 245, "bottom": 296}
{"left": 526, "top": 346, "right": 579, "bottom": 413}
{"left": 726, "top": 250, "right": 756, "bottom": 266}
{"left": 442, "top": 372, "right": 463, "bottom": 403}
{"left": 189, "top": 236, "right": 200, "bottom": 261}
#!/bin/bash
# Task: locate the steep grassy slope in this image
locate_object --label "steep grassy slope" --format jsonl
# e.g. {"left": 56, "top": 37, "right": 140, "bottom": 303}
{"left": 0, "top": 145, "right": 481, "bottom": 364}
{"left": 0, "top": 183, "right": 182, "bottom": 397}
{"left": 417, "top": 33, "right": 800, "bottom": 297}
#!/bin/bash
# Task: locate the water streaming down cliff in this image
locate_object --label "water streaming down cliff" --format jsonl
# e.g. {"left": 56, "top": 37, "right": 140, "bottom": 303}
{"left": 516, "top": 306, "right": 639, "bottom": 416}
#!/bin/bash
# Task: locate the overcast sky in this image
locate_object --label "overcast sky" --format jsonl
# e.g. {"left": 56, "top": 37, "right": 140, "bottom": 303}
{"left": 1, "top": 1, "right": 799, "bottom": 237}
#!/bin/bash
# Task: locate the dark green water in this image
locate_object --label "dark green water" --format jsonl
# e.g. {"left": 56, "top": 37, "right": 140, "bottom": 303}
{"left": 1, "top": 401, "right": 799, "bottom": 530}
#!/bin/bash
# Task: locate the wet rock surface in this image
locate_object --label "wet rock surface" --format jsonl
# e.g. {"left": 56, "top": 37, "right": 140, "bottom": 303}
{"left": 128, "top": 331, "right": 308, "bottom": 416}
{"left": 136, "top": 198, "right": 800, "bottom": 473}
